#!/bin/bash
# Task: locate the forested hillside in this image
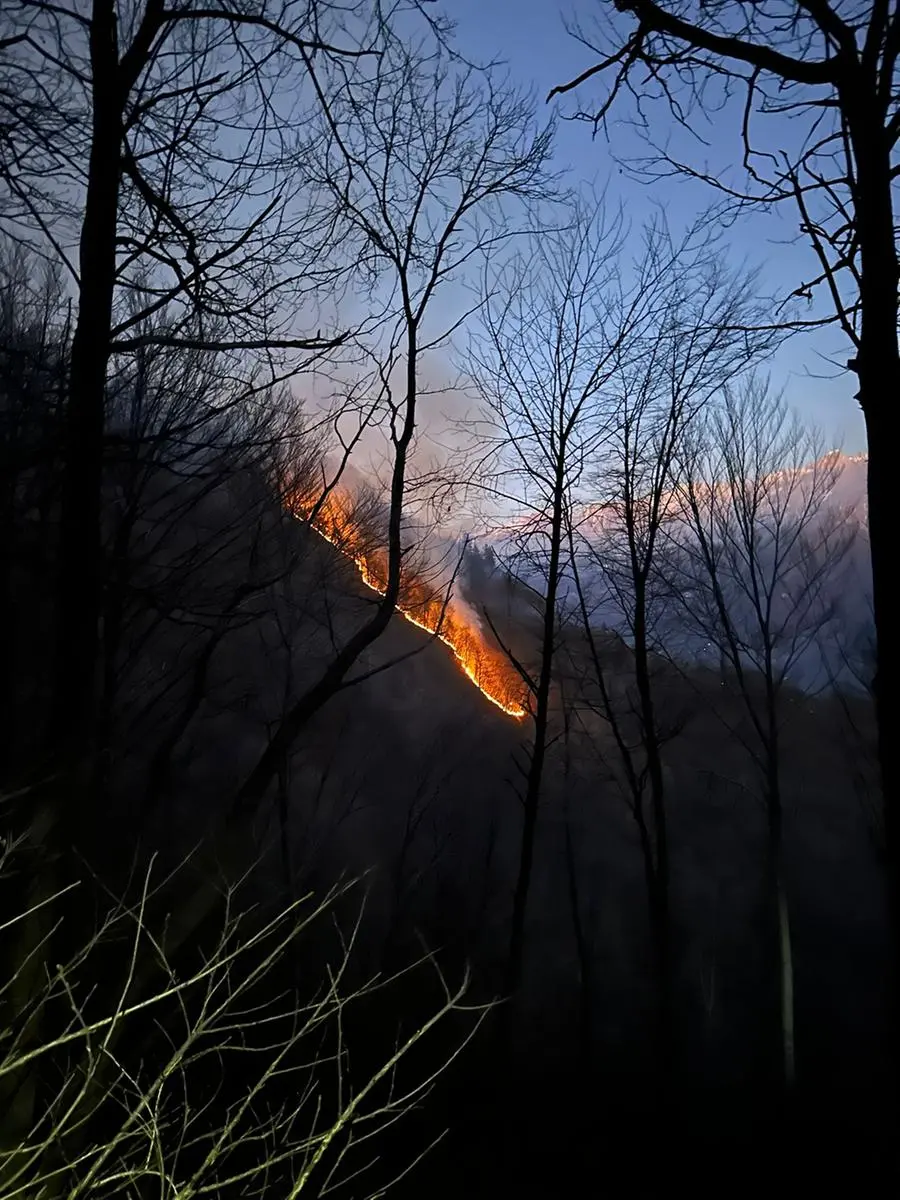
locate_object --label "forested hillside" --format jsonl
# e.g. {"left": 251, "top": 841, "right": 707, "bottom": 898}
{"left": 1, "top": 0, "right": 896, "bottom": 1196}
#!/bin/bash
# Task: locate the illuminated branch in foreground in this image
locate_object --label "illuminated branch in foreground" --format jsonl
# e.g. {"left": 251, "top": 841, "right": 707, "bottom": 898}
{"left": 0, "top": 841, "right": 479, "bottom": 1199}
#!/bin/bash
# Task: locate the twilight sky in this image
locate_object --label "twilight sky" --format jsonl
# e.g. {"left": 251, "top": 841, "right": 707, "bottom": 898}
{"left": 442, "top": 0, "right": 868, "bottom": 454}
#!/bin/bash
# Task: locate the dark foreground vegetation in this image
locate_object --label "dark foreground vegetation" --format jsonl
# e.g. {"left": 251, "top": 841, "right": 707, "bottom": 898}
{"left": 1, "top": 0, "right": 897, "bottom": 1195}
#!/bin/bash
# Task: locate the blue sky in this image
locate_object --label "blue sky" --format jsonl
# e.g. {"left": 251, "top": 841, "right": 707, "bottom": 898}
{"left": 442, "top": 0, "right": 867, "bottom": 453}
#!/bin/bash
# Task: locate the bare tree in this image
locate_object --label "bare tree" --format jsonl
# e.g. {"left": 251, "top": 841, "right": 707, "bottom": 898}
{"left": 548, "top": 0, "right": 899, "bottom": 1028}
{"left": 460, "top": 200, "right": 626, "bottom": 1015}
{"left": 232, "top": 32, "right": 553, "bottom": 814}
{"left": 463, "top": 206, "right": 776, "bottom": 1074}
{"left": 0, "top": 0, "right": 368, "bottom": 776}
{"left": 564, "top": 220, "right": 779, "bottom": 1100}
{"left": 664, "top": 376, "right": 855, "bottom": 1092}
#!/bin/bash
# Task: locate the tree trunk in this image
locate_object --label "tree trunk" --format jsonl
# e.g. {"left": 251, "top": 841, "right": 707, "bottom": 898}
{"left": 766, "top": 794, "right": 795, "bottom": 1101}
{"left": 764, "top": 686, "right": 795, "bottom": 1097}
{"left": 632, "top": 576, "right": 675, "bottom": 1099}
{"left": 94, "top": 507, "right": 136, "bottom": 804}
{"left": 504, "top": 467, "right": 565, "bottom": 1010}
{"left": 846, "top": 89, "right": 900, "bottom": 1079}
{"left": 562, "top": 699, "right": 593, "bottom": 1062}
{"left": 50, "top": 0, "right": 122, "bottom": 771}
{"left": 862, "top": 401, "right": 900, "bottom": 1075}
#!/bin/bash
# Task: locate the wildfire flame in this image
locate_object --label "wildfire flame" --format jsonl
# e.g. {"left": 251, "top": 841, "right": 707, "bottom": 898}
{"left": 286, "top": 486, "right": 528, "bottom": 719}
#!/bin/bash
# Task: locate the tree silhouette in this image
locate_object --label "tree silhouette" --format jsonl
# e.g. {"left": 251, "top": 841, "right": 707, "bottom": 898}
{"left": 550, "top": 0, "right": 900, "bottom": 1050}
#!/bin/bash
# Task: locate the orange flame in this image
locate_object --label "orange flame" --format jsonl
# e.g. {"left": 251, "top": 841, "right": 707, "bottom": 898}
{"left": 287, "top": 487, "right": 528, "bottom": 719}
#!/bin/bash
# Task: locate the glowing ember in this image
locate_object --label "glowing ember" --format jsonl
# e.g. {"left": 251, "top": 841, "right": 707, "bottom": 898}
{"left": 286, "top": 487, "right": 528, "bottom": 719}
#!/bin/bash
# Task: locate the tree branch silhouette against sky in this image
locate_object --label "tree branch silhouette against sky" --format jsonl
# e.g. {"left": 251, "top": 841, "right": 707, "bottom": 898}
{"left": 444, "top": 0, "right": 868, "bottom": 452}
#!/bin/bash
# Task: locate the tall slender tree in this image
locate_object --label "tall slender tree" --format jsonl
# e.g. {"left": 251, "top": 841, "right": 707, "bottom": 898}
{"left": 549, "top": 0, "right": 900, "bottom": 1032}
{"left": 0, "top": 0, "right": 367, "bottom": 778}
{"left": 664, "top": 376, "right": 854, "bottom": 1093}
{"left": 565, "top": 219, "right": 778, "bottom": 1100}
{"left": 461, "top": 201, "right": 626, "bottom": 1014}
{"left": 462, "top": 207, "right": 776, "bottom": 1073}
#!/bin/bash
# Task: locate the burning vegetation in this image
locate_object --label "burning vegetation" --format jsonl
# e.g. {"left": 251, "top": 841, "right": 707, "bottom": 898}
{"left": 286, "top": 486, "right": 528, "bottom": 719}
